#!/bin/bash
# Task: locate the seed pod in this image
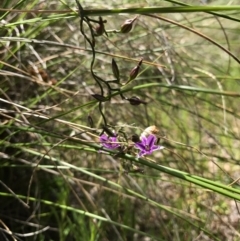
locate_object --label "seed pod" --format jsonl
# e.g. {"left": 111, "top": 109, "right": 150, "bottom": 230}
{"left": 127, "top": 96, "right": 147, "bottom": 106}
{"left": 112, "top": 58, "right": 120, "bottom": 80}
{"left": 120, "top": 16, "right": 138, "bottom": 33}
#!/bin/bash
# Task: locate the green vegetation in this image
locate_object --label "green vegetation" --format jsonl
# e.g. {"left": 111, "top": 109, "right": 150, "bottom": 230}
{"left": 0, "top": 0, "right": 240, "bottom": 240}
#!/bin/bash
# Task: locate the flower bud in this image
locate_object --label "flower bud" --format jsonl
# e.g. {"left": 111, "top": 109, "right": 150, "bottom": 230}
{"left": 129, "top": 58, "right": 143, "bottom": 81}
{"left": 87, "top": 115, "right": 94, "bottom": 128}
{"left": 111, "top": 58, "right": 120, "bottom": 80}
{"left": 126, "top": 96, "right": 147, "bottom": 106}
{"left": 120, "top": 16, "right": 138, "bottom": 33}
{"left": 129, "top": 66, "right": 139, "bottom": 81}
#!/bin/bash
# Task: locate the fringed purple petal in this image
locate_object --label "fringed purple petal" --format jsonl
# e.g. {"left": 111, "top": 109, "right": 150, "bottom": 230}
{"left": 134, "top": 141, "right": 145, "bottom": 150}
{"left": 151, "top": 145, "right": 164, "bottom": 152}
{"left": 135, "top": 133, "right": 164, "bottom": 157}
{"left": 102, "top": 143, "right": 111, "bottom": 149}
{"left": 99, "top": 134, "right": 120, "bottom": 149}
{"left": 109, "top": 136, "right": 117, "bottom": 142}
{"left": 141, "top": 136, "right": 148, "bottom": 145}
{"left": 137, "top": 150, "right": 147, "bottom": 158}
{"left": 147, "top": 134, "right": 157, "bottom": 147}
{"left": 100, "top": 134, "right": 108, "bottom": 142}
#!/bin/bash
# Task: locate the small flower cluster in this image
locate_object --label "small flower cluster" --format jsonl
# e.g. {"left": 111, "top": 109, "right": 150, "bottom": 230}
{"left": 99, "top": 128, "right": 164, "bottom": 158}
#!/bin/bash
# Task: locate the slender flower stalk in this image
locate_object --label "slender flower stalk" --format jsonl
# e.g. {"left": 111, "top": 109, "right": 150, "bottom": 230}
{"left": 134, "top": 134, "right": 164, "bottom": 158}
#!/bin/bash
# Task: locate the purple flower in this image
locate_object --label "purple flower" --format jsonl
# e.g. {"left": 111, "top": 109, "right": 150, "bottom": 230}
{"left": 99, "top": 134, "right": 120, "bottom": 149}
{"left": 134, "top": 134, "right": 164, "bottom": 158}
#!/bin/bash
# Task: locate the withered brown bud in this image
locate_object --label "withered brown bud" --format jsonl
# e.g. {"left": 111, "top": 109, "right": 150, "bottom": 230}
{"left": 111, "top": 58, "right": 120, "bottom": 80}
{"left": 127, "top": 96, "right": 147, "bottom": 106}
{"left": 131, "top": 134, "right": 140, "bottom": 143}
{"left": 129, "top": 58, "right": 143, "bottom": 81}
{"left": 49, "top": 78, "right": 57, "bottom": 85}
{"left": 120, "top": 16, "right": 138, "bottom": 33}
{"left": 94, "top": 17, "right": 107, "bottom": 36}
{"left": 95, "top": 24, "right": 105, "bottom": 36}
{"left": 91, "top": 94, "right": 108, "bottom": 102}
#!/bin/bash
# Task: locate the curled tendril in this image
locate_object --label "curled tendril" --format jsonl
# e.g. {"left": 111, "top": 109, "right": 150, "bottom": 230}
{"left": 75, "top": 1, "right": 108, "bottom": 124}
{"left": 75, "top": 1, "right": 126, "bottom": 126}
